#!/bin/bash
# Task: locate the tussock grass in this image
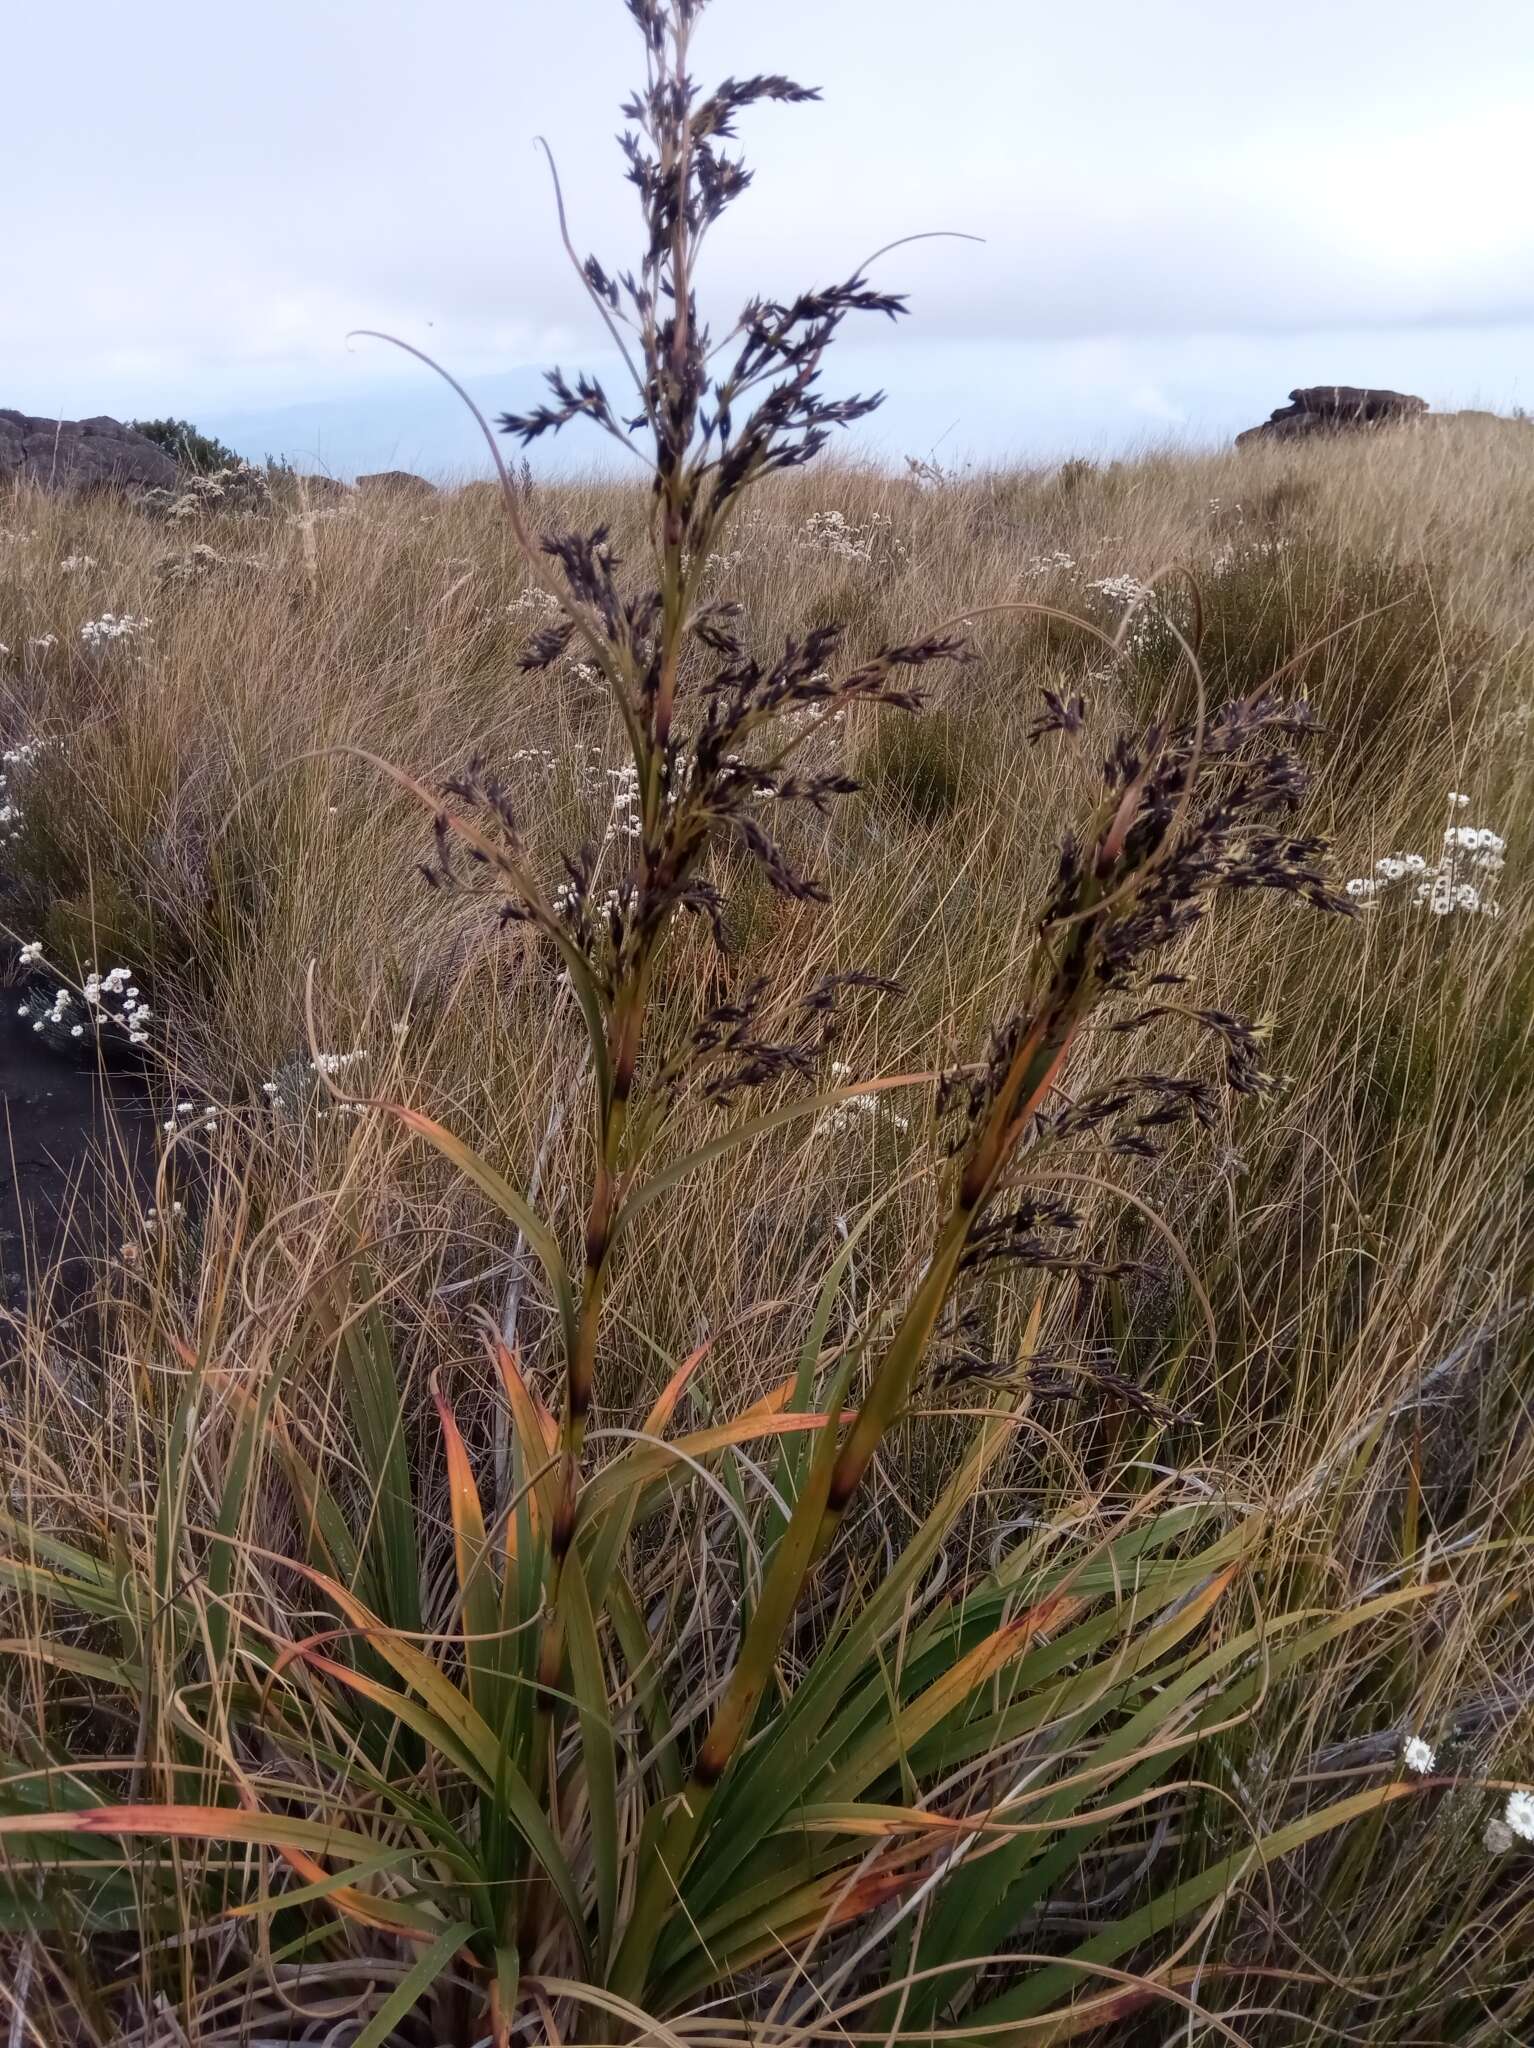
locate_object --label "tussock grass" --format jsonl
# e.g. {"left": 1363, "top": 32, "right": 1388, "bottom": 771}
{"left": 3, "top": 420, "right": 1534, "bottom": 2043}
{"left": 3, "top": 423, "right": 1530, "bottom": 2043}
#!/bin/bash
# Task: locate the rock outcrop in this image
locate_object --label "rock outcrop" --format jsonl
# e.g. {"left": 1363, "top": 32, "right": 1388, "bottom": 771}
{"left": 1237, "top": 385, "right": 1428, "bottom": 448}
{"left": 0, "top": 411, "right": 179, "bottom": 493}
{"left": 357, "top": 469, "right": 436, "bottom": 497}
{"left": 293, "top": 473, "right": 352, "bottom": 500}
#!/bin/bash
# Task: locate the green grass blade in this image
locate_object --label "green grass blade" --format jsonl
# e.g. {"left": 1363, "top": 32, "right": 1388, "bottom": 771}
{"left": 347, "top": 1918, "right": 474, "bottom": 2048}
{"left": 958, "top": 1783, "right": 1425, "bottom": 2035}
{"left": 390, "top": 1107, "right": 577, "bottom": 1364}
{"left": 561, "top": 1552, "right": 619, "bottom": 1966}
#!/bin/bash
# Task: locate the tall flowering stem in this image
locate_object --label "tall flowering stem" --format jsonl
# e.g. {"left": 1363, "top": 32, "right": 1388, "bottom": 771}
{"left": 398, "top": 0, "right": 1354, "bottom": 1994}
{"left": 611, "top": 683, "right": 1349, "bottom": 1988}
{"left": 414, "top": 0, "right": 937, "bottom": 1826}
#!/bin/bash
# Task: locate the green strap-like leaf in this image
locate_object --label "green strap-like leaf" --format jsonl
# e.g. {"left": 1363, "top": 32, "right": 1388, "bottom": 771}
{"left": 905, "top": 1583, "right": 1443, "bottom": 2028}
{"left": 561, "top": 1551, "right": 619, "bottom": 1966}
{"left": 683, "top": 1385, "right": 1038, "bottom": 1920}
{"left": 956, "top": 1782, "right": 1424, "bottom": 2036}
{"left": 347, "top": 1918, "right": 475, "bottom": 2048}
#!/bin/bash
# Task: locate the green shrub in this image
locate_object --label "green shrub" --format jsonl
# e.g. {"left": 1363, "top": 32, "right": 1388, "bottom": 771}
{"left": 129, "top": 415, "right": 244, "bottom": 474}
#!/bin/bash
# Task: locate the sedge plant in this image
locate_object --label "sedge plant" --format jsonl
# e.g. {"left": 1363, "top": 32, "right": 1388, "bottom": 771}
{"left": 0, "top": 4, "right": 1462, "bottom": 2042}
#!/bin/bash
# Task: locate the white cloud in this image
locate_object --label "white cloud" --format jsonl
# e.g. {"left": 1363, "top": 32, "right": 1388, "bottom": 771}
{"left": 3, "top": 0, "right": 1530, "bottom": 456}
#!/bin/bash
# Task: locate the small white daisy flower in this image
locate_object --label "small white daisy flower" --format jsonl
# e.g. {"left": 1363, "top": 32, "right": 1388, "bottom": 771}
{"left": 1505, "top": 1789, "right": 1534, "bottom": 1843}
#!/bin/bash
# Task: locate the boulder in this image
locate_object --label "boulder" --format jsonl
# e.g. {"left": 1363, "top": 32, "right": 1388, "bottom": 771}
{"left": 0, "top": 410, "right": 179, "bottom": 494}
{"left": 1237, "top": 385, "right": 1428, "bottom": 448}
{"left": 356, "top": 469, "right": 437, "bottom": 497}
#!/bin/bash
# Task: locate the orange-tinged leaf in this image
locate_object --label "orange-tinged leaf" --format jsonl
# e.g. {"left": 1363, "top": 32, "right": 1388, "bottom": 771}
{"left": 491, "top": 1336, "right": 558, "bottom": 1455}
{"left": 433, "top": 1377, "right": 481, "bottom": 1557}
{"left": 643, "top": 1338, "right": 714, "bottom": 1437}
{"left": 431, "top": 1375, "right": 501, "bottom": 1719}
{"left": 794, "top": 1804, "right": 976, "bottom": 1838}
{"left": 489, "top": 1336, "right": 560, "bottom": 1544}
{"left": 277, "top": 1557, "right": 501, "bottom": 1775}
{"left": 1, "top": 1798, "right": 439, "bottom": 1939}
{"left": 687, "top": 1861, "right": 928, "bottom": 1991}
{"left": 0, "top": 1803, "right": 390, "bottom": 1855}
{"left": 825, "top": 1587, "right": 1088, "bottom": 1799}
{"left": 577, "top": 1409, "right": 854, "bottom": 1531}
{"left": 297, "top": 1648, "right": 495, "bottom": 1790}
{"left": 227, "top": 1841, "right": 437, "bottom": 1938}
{"left": 737, "top": 1376, "right": 796, "bottom": 1423}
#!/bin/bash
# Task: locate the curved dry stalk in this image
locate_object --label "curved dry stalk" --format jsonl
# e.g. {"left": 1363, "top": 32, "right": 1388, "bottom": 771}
{"left": 535, "top": 135, "right": 653, "bottom": 422}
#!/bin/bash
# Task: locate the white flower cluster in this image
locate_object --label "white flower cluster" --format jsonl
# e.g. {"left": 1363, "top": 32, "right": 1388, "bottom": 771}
{"left": 509, "top": 586, "right": 564, "bottom": 620}
{"left": 1, "top": 741, "right": 54, "bottom": 842}
{"left": 554, "top": 878, "right": 622, "bottom": 919}
{"left": 0, "top": 528, "right": 38, "bottom": 546}
{"left": 145, "top": 463, "right": 272, "bottom": 522}
{"left": 1346, "top": 794, "right": 1505, "bottom": 917}
{"left": 30, "top": 986, "right": 76, "bottom": 1032}
{"left": 140, "top": 1198, "right": 184, "bottom": 1238}
{"left": 293, "top": 1049, "right": 372, "bottom": 1117}
{"left": 1089, "top": 574, "right": 1155, "bottom": 607}
{"left": 27, "top": 633, "right": 57, "bottom": 654}
{"left": 814, "top": 1062, "right": 912, "bottom": 1139}
{"left": 608, "top": 761, "right": 642, "bottom": 840}
{"left": 1087, "top": 575, "right": 1168, "bottom": 655}
{"left": 13, "top": 959, "right": 150, "bottom": 1045}
{"left": 86, "top": 965, "right": 152, "bottom": 1044}
{"left": 157, "top": 542, "right": 244, "bottom": 585}
{"left": 1028, "top": 550, "right": 1077, "bottom": 575}
{"left": 287, "top": 506, "right": 351, "bottom": 532}
{"left": 164, "top": 1099, "right": 220, "bottom": 1134}
{"left": 796, "top": 509, "right": 902, "bottom": 564}
{"left": 311, "top": 1049, "right": 365, "bottom": 1077}
{"left": 60, "top": 553, "right": 97, "bottom": 573}
{"left": 80, "top": 611, "right": 151, "bottom": 649}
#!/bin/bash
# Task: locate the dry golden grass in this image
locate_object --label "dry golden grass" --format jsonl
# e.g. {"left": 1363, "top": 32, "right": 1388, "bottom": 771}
{"left": 1, "top": 419, "right": 1531, "bottom": 2042}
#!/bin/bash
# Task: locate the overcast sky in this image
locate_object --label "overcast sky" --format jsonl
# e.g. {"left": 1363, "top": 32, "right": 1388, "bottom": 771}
{"left": 6, "top": 0, "right": 1533, "bottom": 475}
